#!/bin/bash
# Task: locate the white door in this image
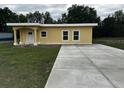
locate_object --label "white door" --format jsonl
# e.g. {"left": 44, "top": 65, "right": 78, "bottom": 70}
{"left": 27, "top": 31, "right": 34, "bottom": 44}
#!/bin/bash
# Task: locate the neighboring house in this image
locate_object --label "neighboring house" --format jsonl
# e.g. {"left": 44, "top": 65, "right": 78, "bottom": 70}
{"left": 7, "top": 23, "right": 97, "bottom": 45}
{"left": 0, "top": 33, "right": 13, "bottom": 41}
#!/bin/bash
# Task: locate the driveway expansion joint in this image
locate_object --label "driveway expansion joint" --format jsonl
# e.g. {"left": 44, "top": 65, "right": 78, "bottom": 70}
{"left": 45, "top": 44, "right": 124, "bottom": 88}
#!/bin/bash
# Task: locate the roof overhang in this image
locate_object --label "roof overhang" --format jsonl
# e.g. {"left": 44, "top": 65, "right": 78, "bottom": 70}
{"left": 7, "top": 23, "right": 98, "bottom": 27}
{"left": 7, "top": 23, "right": 40, "bottom": 26}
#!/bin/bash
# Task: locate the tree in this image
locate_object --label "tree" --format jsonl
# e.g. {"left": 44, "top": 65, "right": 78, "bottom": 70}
{"left": 113, "top": 10, "right": 124, "bottom": 22}
{"left": 57, "top": 13, "right": 67, "bottom": 23}
{"left": 33, "top": 11, "right": 43, "bottom": 23}
{"left": 100, "top": 10, "right": 124, "bottom": 37}
{"left": 26, "top": 11, "right": 44, "bottom": 23}
{"left": 0, "top": 7, "right": 18, "bottom": 32}
{"left": 0, "top": 8, "right": 6, "bottom": 32}
{"left": 2, "top": 7, "right": 18, "bottom": 23}
{"left": 56, "top": 18, "right": 63, "bottom": 23}
{"left": 101, "top": 16, "right": 116, "bottom": 37}
{"left": 66, "top": 4, "right": 100, "bottom": 23}
{"left": 0, "top": 6, "right": 124, "bottom": 38}
{"left": 18, "top": 14, "right": 27, "bottom": 23}
{"left": 56, "top": 13, "right": 67, "bottom": 24}
{"left": 44, "top": 11, "right": 53, "bottom": 24}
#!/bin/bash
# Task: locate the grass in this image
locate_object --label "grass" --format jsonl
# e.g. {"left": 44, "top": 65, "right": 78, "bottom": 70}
{"left": 93, "top": 37, "right": 124, "bottom": 50}
{"left": 0, "top": 43, "right": 60, "bottom": 88}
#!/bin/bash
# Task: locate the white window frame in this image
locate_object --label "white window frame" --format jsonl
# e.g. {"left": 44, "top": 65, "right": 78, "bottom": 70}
{"left": 62, "top": 30, "right": 69, "bottom": 41}
{"left": 40, "top": 31, "right": 48, "bottom": 38}
{"left": 72, "top": 30, "right": 80, "bottom": 41}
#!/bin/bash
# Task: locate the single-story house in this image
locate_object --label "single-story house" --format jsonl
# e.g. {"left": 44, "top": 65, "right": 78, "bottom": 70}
{"left": 7, "top": 23, "right": 97, "bottom": 45}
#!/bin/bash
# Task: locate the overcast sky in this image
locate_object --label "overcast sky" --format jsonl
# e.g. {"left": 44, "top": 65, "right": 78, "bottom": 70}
{"left": 0, "top": 4, "right": 124, "bottom": 20}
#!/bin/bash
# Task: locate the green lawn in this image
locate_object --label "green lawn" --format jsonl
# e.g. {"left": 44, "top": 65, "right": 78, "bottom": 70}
{"left": 0, "top": 43, "right": 60, "bottom": 88}
{"left": 93, "top": 37, "right": 124, "bottom": 50}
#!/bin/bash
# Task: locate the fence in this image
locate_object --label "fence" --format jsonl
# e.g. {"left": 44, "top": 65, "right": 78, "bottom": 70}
{"left": 0, "top": 33, "right": 13, "bottom": 41}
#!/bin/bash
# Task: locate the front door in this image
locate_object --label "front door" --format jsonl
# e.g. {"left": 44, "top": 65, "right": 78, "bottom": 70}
{"left": 27, "top": 31, "right": 34, "bottom": 44}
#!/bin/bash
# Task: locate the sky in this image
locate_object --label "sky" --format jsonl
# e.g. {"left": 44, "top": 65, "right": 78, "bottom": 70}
{"left": 0, "top": 4, "right": 124, "bottom": 20}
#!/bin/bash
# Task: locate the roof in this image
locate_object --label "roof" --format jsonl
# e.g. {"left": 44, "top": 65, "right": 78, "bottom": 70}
{"left": 6, "top": 23, "right": 98, "bottom": 27}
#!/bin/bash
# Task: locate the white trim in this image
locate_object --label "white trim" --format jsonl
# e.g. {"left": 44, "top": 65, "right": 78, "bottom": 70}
{"left": 13, "top": 42, "right": 18, "bottom": 46}
{"left": 34, "top": 43, "right": 38, "bottom": 46}
{"left": 39, "top": 42, "right": 92, "bottom": 45}
{"left": 18, "top": 43, "right": 92, "bottom": 45}
{"left": 40, "top": 23, "right": 98, "bottom": 27}
{"left": 19, "top": 41, "right": 23, "bottom": 45}
{"left": 7, "top": 23, "right": 40, "bottom": 26}
{"left": 38, "top": 42, "right": 41, "bottom": 44}
{"left": 26, "top": 31, "right": 34, "bottom": 44}
{"left": 40, "top": 31, "right": 48, "bottom": 38}
{"left": 62, "top": 30, "right": 69, "bottom": 41}
{"left": 7, "top": 23, "right": 98, "bottom": 27}
{"left": 72, "top": 30, "right": 80, "bottom": 41}
{"left": 17, "top": 42, "right": 92, "bottom": 45}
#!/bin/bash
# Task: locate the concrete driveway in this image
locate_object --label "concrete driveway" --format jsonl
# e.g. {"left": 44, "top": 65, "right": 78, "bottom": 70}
{"left": 45, "top": 44, "right": 124, "bottom": 88}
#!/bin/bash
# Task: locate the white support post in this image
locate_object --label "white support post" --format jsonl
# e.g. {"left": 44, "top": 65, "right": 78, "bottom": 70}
{"left": 13, "top": 28, "right": 18, "bottom": 46}
{"left": 34, "top": 28, "right": 38, "bottom": 46}
{"left": 19, "top": 30, "right": 23, "bottom": 45}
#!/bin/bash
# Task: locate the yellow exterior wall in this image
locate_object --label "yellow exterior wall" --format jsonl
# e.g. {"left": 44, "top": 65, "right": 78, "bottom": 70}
{"left": 13, "top": 27, "right": 35, "bottom": 44}
{"left": 13, "top": 26, "right": 93, "bottom": 44}
{"left": 37, "top": 27, "right": 92, "bottom": 44}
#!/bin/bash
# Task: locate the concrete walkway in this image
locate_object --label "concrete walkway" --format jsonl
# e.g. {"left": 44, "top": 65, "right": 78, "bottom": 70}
{"left": 45, "top": 44, "right": 124, "bottom": 88}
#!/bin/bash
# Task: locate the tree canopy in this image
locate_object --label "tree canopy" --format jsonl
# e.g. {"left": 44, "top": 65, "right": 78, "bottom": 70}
{"left": 67, "top": 4, "right": 100, "bottom": 23}
{"left": 99, "top": 10, "right": 124, "bottom": 37}
{"left": 0, "top": 7, "right": 54, "bottom": 32}
{"left": 57, "top": 4, "right": 100, "bottom": 23}
{"left": 0, "top": 4, "right": 124, "bottom": 38}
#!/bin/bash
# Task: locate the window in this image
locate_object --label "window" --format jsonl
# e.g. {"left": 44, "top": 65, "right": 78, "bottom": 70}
{"left": 28, "top": 32, "right": 32, "bottom": 35}
{"left": 73, "top": 31, "right": 79, "bottom": 40}
{"left": 41, "top": 31, "right": 47, "bottom": 38}
{"left": 63, "top": 31, "right": 69, "bottom": 40}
